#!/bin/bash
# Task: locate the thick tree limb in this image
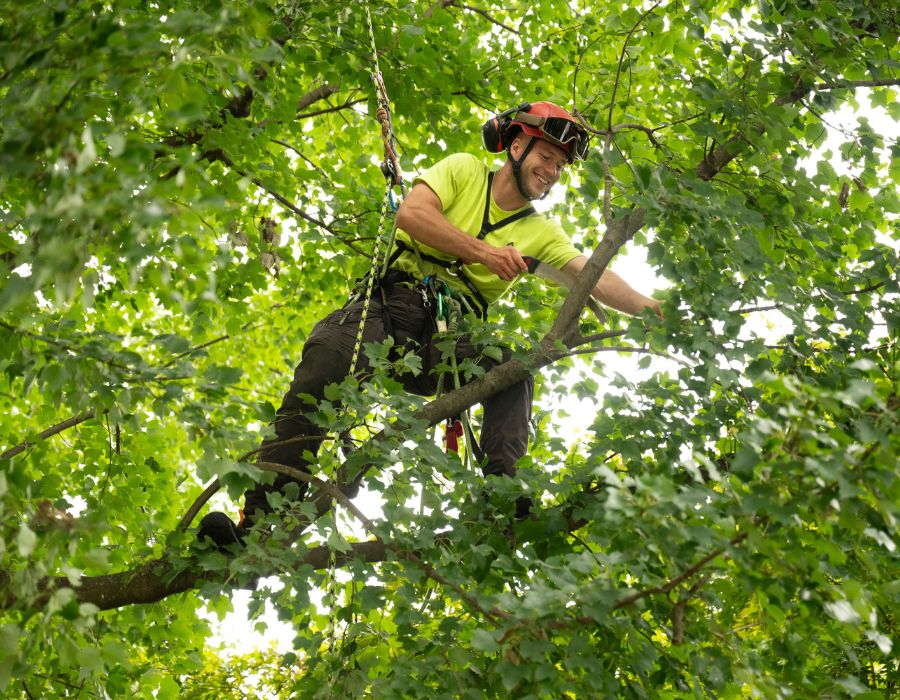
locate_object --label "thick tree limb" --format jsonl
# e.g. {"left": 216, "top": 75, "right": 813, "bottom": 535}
{"left": 694, "top": 79, "right": 821, "bottom": 181}
{"left": 1, "top": 508, "right": 749, "bottom": 618}
{"left": 543, "top": 210, "right": 647, "bottom": 347}
{"left": 0, "top": 540, "right": 390, "bottom": 612}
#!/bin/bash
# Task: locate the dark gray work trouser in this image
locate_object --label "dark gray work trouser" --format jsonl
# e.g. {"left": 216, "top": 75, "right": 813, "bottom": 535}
{"left": 243, "top": 282, "right": 533, "bottom": 518}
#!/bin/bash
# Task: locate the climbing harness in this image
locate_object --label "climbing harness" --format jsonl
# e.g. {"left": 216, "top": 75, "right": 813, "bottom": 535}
{"left": 421, "top": 274, "right": 485, "bottom": 465}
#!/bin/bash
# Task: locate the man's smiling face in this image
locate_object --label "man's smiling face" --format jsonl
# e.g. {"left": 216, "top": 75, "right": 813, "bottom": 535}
{"left": 511, "top": 135, "right": 569, "bottom": 200}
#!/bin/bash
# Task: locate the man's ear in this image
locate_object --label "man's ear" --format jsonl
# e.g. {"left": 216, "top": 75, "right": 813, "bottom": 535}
{"left": 508, "top": 134, "right": 528, "bottom": 160}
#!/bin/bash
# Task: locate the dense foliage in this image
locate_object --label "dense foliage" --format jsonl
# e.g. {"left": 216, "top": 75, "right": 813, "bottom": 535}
{"left": 1, "top": 0, "right": 898, "bottom": 697}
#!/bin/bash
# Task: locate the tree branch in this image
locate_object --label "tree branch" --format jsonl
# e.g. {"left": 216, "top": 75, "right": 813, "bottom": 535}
{"left": 607, "top": 1, "right": 663, "bottom": 132}
{"left": 159, "top": 83, "right": 345, "bottom": 151}
{"left": 425, "top": 0, "right": 520, "bottom": 34}
{"left": 296, "top": 83, "right": 340, "bottom": 111}
{"left": 814, "top": 78, "right": 900, "bottom": 90}
{"left": 561, "top": 345, "right": 676, "bottom": 363}
{"left": 296, "top": 97, "right": 367, "bottom": 119}
{"left": 570, "top": 329, "right": 628, "bottom": 347}
{"left": 450, "top": 1, "right": 520, "bottom": 35}
{"left": 193, "top": 149, "right": 369, "bottom": 256}
{"left": 2, "top": 410, "right": 99, "bottom": 460}
{"left": 611, "top": 532, "right": 747, "bottom": 610}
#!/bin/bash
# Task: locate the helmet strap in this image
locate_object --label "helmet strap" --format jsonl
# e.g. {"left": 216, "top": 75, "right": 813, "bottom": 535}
{"left": 507, "top": 136, "right": 545, "bottom": 201}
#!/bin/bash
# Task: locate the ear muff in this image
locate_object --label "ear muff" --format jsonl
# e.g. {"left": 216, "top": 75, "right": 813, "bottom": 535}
{"left": 481, "top": 116, "right": 504, "bottom": 153}
{"left": 481, "top": 102, "right": 531, "bottom": 154}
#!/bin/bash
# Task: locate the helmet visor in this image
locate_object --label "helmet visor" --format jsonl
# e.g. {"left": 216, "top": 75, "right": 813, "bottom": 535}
{"left": 514, "top": 111, "right": 591, "bottom": 161}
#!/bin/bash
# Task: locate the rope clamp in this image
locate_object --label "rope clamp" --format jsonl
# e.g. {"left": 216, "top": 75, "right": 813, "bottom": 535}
{"left": 381, "top": 158, "right": 399, "bottom": 184}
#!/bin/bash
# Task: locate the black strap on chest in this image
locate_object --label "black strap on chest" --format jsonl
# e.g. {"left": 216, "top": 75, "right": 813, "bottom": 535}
{"left": 475, "top": 172, "right": 536, "bottom": 240}
{"left": 389, "top": 171, "right": 535, "bottom": 319}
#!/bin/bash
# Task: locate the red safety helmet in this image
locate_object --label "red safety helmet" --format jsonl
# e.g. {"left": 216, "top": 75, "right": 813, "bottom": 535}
{"left": 482, "top": 101, "right": 591, "bottom": 163}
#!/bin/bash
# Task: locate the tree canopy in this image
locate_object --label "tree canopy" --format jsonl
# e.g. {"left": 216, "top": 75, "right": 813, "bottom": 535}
{"left": 1, "top": 0, "right": 898, "bottom": 697}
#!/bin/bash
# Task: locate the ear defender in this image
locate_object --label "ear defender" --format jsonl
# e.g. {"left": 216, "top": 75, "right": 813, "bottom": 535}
{"left": 481, "top": 115, "right": 504, "bottom": 153}
{"left": 481, "top": 102, "right": 531, "bottom": 154}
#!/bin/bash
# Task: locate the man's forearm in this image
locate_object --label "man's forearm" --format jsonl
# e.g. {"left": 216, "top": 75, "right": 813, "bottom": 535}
{"left": 395, "top": 184, "right": 487, "bottom": 263}
{"left": 395, "top": 183, "right": 527, "bottom": 281}
{"left": 563, "top": 256, "right": 661, "bottom": 317}
{"left": 593, "top": 269, "right": 661, "bottom": 317}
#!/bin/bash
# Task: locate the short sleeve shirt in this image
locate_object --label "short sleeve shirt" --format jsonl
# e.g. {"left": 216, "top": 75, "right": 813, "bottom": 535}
{"left": 393, "top": 153, "right": 580, "bottom": 305}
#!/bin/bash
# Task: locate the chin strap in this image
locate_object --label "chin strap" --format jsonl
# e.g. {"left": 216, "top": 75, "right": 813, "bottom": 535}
{"left": 507, "top": 136, "right": 544, "bottom": 201}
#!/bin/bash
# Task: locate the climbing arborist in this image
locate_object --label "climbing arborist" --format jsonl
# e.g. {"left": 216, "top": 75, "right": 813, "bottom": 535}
{"left": 198, "top": 101, "right": 661, "bottom": 547}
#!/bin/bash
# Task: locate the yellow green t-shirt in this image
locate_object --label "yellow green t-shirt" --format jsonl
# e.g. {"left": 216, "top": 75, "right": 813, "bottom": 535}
{"left": 393, "top": 153, "right": 580, "bottom": 305}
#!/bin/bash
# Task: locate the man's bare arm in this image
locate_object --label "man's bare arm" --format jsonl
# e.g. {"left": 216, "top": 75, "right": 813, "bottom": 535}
{"left": 395, "top": 182, "right": 528, "bottom": 281}
{"left": 563, "top": 255, "right": 662, "bottom": 318}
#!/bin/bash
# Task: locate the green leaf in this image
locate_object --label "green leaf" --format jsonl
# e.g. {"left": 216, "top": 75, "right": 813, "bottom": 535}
{"left": 0, "top": 624, "right": 20, "bottom": 656}
{"left": 470, "top": 628, "right": 500, "bottom": 654}
{"left": 203, "top": 364, "right": 243, "bottom": 387}
{"left": 16, "top": 525, "right": 36, "bottom": 557}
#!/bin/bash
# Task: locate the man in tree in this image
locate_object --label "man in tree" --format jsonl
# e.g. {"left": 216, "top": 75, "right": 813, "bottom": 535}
{"left": 199, "top": 101, "right": 661, "bottom": 547}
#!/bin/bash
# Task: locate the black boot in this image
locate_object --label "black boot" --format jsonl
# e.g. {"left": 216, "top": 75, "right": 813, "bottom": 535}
{"left": 515, "top": 496, "right": 534, "bottom": 520}
{"left": 197, "top": 512, "right": 247, "bottom": 549}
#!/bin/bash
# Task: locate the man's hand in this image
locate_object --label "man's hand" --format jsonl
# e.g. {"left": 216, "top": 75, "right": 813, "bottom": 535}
{"left": 476, "top": 244, "right": 528, "bottom": 281}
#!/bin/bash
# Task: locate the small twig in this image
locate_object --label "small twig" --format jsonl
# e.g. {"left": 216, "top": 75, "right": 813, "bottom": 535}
{"left": 573, "top": 329, "right": 628, "bottom": 346}
{"left": 602, "top": 132, "right": 614, "bottom": 226}
{"left": 398, "top": 548, "right": 512, "bottom": 624}
{"left": 168, "top": 198, "right": 218, "bottom": 234}
{"left": 844, "top": 281, "right": 885, "bottom": 296}
{"left": 607, "top": 0, "right": 663, "bottom": 132}
{"left": 446, "top": 1, "right": 520, "bottom": 35}
{"left": 561, "top": 344, "right": 669, "bottom": 360}
{"left": 814, "top": 78, "right": 900, "bottom": 90}
{"left": 177, "top": 445, "right": 353, "bottom": 531}
{"left": 270, "top": 139, "right": 333, "bottom": 183}
{"left": 735, "top": 303, "right": 782, "bottom": 314}
{"left": 0, "top": 322, "right": 133, "bottom": 373}
{"left": 296, "top": 97, "right": 367, "bottom": 119}
{"left": 178, "top": 459, "right": 510, "bottom": 624}
{"left": 572, "top": 31, "right": 609, "bottom": 108}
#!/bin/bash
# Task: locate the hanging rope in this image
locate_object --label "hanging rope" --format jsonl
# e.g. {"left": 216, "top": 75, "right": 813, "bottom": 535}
{"left": 328, "top": 0, "right": 407, "bottom": 676}
{"left": 346, "top": 2, "right": 407, "bottom": 378}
